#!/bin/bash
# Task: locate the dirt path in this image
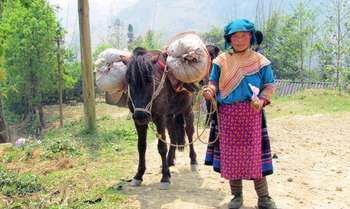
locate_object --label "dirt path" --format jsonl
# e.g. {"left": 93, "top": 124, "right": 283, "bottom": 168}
{"left": 123, "top": 113, "right": 350, "bottom": 209}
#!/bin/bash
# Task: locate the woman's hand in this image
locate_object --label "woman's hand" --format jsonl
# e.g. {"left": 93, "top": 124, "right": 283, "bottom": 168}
{"left": 250, "top": 98, "right": 265, "bottom": 112}
{"left": 202, "top": 85, "right": 215, "bottom": 100}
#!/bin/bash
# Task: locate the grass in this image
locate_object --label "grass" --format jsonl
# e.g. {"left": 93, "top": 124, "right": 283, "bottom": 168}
{"left": 0, "top": 104, "right": 151, "bottom": 209}
{"left": 266, "top": 89, "right": 350, "bottom": 118}
{"left": 0, "top": 89, "right": 349, "bottom": 208}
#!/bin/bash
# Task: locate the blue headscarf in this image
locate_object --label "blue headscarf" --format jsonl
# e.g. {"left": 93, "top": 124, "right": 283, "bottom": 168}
{"left": 224, "top": 19, "right": 257, "bottom": 49}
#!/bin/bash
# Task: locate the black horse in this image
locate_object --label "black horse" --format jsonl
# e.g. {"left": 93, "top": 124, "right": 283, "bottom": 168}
{"left": 124, "top": 47, "right": 197, "bottom": 189}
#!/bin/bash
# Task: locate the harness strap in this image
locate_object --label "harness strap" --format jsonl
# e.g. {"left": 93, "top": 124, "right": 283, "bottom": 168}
{"left": 157, "top": 60, "right": 166, "bottom": 72}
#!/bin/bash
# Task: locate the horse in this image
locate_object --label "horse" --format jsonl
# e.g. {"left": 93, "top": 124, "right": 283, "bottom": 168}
{"left": 124, "top": 47, "right": 197, "bottom": 189}
{"left": 200, "top": 44, "right": 220, "bottom": 124}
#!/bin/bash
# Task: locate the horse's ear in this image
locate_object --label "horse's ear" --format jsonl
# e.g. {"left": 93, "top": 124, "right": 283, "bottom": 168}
{"left": 150, "top": 54, "right": 160, "bottom": 63}
{"left": 255, "top": 30, "right": 263, "bottom": 45}
{"left": 162, "top": 51, "right": 168, "bottom": 60}
{"left": 120, "top": 55, "right": 129, "bottom": 65}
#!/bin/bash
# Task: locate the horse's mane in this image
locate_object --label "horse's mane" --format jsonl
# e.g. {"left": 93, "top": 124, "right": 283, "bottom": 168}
{"left": 127, "top": 53, "right": 154, "bottom": 88}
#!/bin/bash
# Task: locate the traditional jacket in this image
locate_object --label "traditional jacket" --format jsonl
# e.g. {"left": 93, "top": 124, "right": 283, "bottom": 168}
{"left": 209, "top": 50, "right": 276, "bottom": 104}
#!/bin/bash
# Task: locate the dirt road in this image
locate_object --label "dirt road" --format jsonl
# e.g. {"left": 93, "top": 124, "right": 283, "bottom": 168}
{"left": 123, "top": 113, "right": 350, "bottom": 209}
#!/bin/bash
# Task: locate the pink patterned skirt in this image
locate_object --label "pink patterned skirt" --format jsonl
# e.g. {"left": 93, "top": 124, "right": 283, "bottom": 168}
{"left": 219, "top": 102, "right": 262, "bottom": 180}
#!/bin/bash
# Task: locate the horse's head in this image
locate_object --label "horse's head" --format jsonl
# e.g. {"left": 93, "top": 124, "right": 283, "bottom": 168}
{"left": 125, "top": 47, "right": 165, "bottom": 125}
{"left": 199, "top": 44, "right": 220, "bottom": 86}
{"left": 206, "top": 44, "right": 220, "bottom": 61}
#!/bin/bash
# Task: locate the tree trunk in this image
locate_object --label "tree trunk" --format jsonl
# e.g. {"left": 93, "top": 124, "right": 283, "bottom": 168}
{"left": 57, "top": 37, "right": 64, "bottom": 128}
{"left": 308, "top": 32, "right": 314, "bottom": 79}
{"left": 29, "top": 59, "right": 45, "bottom": 134}
{"left": 336, "top": 0, "right": 341, "bottom": 94}
{"left": 38, "top": 104, "right": 45, "bottom": 129}
{"left": 78, "top": 0, "right": 97, "bottom": 132}
{"left": 0, "top": 98, "right": 9, "bottom": 143}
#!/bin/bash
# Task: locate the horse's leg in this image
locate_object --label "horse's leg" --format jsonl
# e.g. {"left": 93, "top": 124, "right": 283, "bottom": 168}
{"left": 166, "top": 115, "right": 177, "bottom": 167}
{"left": 184, "top": 107, "right": 198, "bottom": 171}
{"left": 175, "top": 113, "right": 186, "bottom": 152}
{"left": 130, "top": 123, "right": 148, "bottom": 186}
{"left": 154, "top": 117, "right": 171, "bottom": 190}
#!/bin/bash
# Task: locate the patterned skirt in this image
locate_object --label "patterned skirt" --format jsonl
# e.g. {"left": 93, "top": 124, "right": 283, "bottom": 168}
{"left": 205, "top": 102, "right": 274, "bottom": 180}
{"left": 204, "top": 111, "right": 221, "bottom": 172}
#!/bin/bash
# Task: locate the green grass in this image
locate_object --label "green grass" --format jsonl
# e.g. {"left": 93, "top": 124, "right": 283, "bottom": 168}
{"left": 266, "top": 89, "right": 350, "bottom": 118}
{"left": 0, "top": 111, "right": 150, "bottom": 209}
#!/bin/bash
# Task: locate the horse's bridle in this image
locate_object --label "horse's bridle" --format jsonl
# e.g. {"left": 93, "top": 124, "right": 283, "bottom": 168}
{"left": 127, "top": 64, "right": 168, "bottom": 116}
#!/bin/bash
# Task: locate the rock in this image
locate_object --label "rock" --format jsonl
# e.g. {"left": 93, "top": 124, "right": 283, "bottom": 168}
{"left": 287, "top": 177, "right": 293, "bottom": 182}
{"left": 272, "top": 153, "right": 278, "bottom": 159}
{"left": 0, "top": 142, "right": 12, "bottom": 150}
{"left": 336, "top": 187, "right": 342, "bottom": 192}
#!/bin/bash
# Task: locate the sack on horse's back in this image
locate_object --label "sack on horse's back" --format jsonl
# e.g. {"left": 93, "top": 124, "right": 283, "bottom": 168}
{"left": 166, "top": 32, "right": 210, "bottom": 83}
{"left": 105, "top": 90, "right": 127, "bottom": 107}
{"left": 95, "top": 48, "right": 131, "bottom": 92}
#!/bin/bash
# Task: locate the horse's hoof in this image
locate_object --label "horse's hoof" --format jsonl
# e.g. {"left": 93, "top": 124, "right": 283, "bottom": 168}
{"left": 130, "top": 178, "right": 142, "bottom": 187}
{"left": 159, "top": 182, "right": 170, "bottom": 190}
{"left": 191, "top": 164, "right": 197, "bottom": 171}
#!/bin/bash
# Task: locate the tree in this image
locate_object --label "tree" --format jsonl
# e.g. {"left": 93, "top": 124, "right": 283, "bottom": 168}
{"left": 263, "top": 11, "right": 280, "bottom": 58}
{"left": 263, "top": 4, "right": 316, "bottom": 80}
{"left": 0, "top": 0, "right": 59, "bottom": 134}
{"left": 201, "top": 27, "right": 225, "bottom": 51}
{"left": 127, "top": 24, "right": 134, "bottom": 46}
{"left": 0, "top": 0, "right": 10, "bottom": 143}
{"left": 0, "top": 0, "right": 3, "bottom": 18}
{"left": 128, "top": 30, "right": 163, "bottom": 51}
{"left": 63, "top": 48, "right": 82, "bottom": 102}
{"left": 92, "top": 43, "right": 113, "bottom": 63}
{"left": 56, "top": 26, "right": 64, "bottom": 127}
{"left": 293, "top": 3, "right": 317, "bottom": 78}
{"left": 106, "top": 18, "right": 127, "bottom": 49}
{"left": 319, "top": 0, "right": 350, "bottom": 91}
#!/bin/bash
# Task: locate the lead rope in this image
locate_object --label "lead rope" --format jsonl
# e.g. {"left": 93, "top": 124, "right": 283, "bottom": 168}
{"left": 128, "top": 66, "right": 168, "bottom": 115}
{"left": 194, "top": 90, "right": 220, "bottom": 145}
{"left": 153, "top": 89, "right": 220, "bottom": 148}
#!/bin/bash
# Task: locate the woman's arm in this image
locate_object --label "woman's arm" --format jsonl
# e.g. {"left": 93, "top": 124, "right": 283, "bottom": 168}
{"left": 203, "top": 64, "right": 220, "bottom": 100}
{"left": 259, "top": 64, "right": 276, "bottom": 106}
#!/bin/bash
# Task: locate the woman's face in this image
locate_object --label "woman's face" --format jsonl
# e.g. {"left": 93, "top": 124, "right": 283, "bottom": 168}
{"left": 230, "top": 32, "right": 252, "bottom": 52}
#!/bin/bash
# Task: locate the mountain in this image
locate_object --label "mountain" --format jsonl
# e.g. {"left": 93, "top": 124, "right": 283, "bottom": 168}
{"left": 49, "top": 0, "right": 326, "bottom": 50}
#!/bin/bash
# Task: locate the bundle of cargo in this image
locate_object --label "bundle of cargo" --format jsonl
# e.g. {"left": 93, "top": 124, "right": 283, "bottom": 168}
{"left": 95, "top": 48, "right": 131, "bottom": 93}
{"left": 165, "top": 32, "right": 210, "bottom": 83}
{"left": 104, "top": 91, "right": 127, "bottom": 107}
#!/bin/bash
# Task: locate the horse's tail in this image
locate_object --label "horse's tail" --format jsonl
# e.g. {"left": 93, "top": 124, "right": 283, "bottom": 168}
{"left": 175, "top": 113, "right": 185, "bottom": 152}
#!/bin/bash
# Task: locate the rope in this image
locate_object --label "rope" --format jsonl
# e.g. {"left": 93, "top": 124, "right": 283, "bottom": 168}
{"left": 152, "top": 89, "right": 220, "bottom": 148}
{"left": 128, "top": 66, "right": 168, "bottom": 115}
{"left": 194, "top": 90, "right": 220, "bottom": 145}
{"left": 151, "top": 123, "right": 198, "bottom": 148}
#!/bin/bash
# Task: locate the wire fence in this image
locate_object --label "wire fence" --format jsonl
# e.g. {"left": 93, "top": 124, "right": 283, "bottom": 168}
{"left": 275, "top": 80, "right": 337, "bottom": 96}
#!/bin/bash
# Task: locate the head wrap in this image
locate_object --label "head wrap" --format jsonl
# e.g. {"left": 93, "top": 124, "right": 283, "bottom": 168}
{"left": 224, "top": 19, "right": 257, "bottom": 49}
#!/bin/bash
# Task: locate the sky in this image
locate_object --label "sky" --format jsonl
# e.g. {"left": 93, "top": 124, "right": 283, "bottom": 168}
{"left": 47, "top": 0, "right": 139, "bottom": 49}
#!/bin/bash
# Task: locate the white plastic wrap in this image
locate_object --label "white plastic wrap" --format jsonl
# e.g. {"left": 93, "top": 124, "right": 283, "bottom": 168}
{"left": 95, "top": 49, "right": 131, "bottom": 92}
{"left": 166, "top": 33, "right": 210, "bottom": 83}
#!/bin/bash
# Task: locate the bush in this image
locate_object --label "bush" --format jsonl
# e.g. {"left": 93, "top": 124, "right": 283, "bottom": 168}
{"left": 0, "top": 167, "right": 42, "bottom": 196}
{"left": 41, "top": 137, "right": 81, "bottom": 159}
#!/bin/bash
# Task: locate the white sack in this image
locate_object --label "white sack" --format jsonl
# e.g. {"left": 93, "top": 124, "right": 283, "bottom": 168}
{"left": 166, "top": 33, "right": 209, "bottom": 83}
{"left": 95, "top": 49, "right": 130, "bottom": 92}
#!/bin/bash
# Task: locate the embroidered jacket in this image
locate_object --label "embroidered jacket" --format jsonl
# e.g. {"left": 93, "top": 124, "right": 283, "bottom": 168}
{"left": 209, "top": 50, "right": 276, "bottom": 104}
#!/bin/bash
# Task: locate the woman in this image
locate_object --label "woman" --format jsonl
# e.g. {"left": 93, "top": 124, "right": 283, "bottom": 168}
{"left": 202, "top": 19, "right": 277, "bottom": 209}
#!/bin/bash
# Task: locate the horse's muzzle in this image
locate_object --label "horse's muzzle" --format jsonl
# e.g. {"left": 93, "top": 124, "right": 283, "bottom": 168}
{"left": 133, "top": 111, "right": 151, "bottom": 125}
